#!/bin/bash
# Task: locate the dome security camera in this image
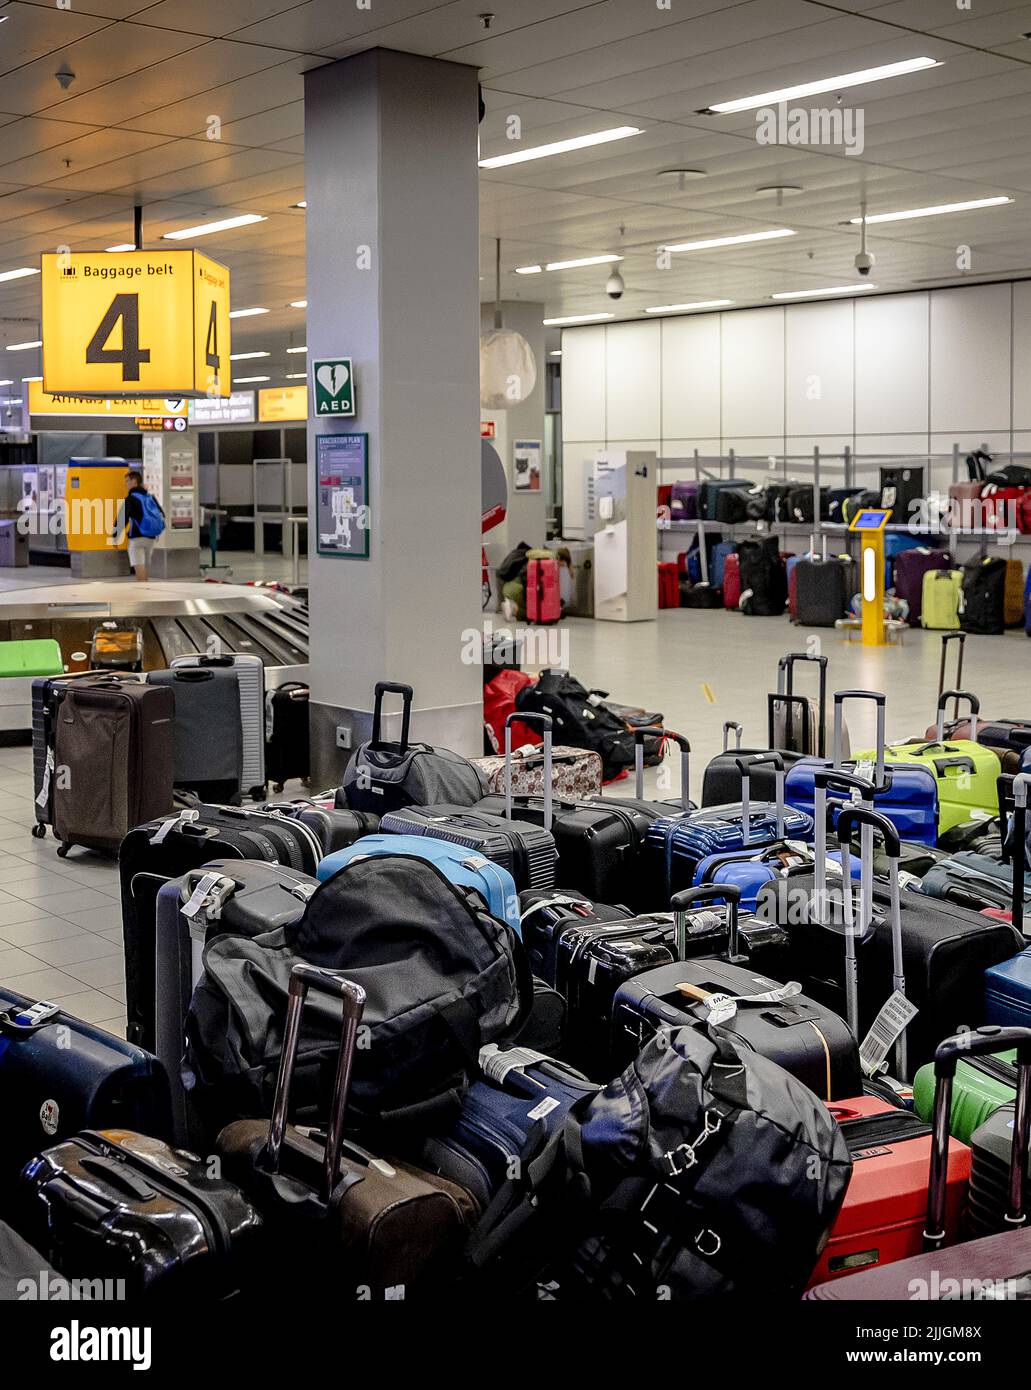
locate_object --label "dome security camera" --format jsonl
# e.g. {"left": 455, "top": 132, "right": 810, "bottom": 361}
{"left": 854, "top": 250, "right": 875, "bottom": 277}
{"left": 606, "top": 268, "right": 625, "bottom": 300}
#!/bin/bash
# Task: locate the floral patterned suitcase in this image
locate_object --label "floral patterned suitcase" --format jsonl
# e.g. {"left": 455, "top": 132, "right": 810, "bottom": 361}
{"left": 473, "top": 744, "right": 602, "bottom": 798}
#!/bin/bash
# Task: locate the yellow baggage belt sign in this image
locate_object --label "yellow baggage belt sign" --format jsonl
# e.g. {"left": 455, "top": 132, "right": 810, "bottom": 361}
{"left": 40, "top": 249, "right": 230, "bottom": 399}
{"left": 258, "top": 384, "right": 307, "bottom": 422}
{"left": 28, "top": 381, "right": 187, "bottom": 418}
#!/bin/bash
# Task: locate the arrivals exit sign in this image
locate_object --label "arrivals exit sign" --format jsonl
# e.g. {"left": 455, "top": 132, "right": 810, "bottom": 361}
{"left": 312, "top": 357, "right": 355, "bottom": 417}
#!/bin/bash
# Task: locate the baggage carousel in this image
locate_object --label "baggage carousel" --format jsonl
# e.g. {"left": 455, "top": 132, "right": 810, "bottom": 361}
{"left": 0, "top": 580, "right": 309, "bottom": 734}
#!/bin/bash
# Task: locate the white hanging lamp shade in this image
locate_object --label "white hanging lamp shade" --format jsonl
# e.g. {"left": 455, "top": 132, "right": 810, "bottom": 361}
{"left": 479, "top": 326, "right": 537, "bottom": 409}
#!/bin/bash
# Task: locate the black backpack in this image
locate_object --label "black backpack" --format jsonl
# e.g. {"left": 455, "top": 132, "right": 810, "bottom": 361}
{"left": 738, "top": 536, "right": 787, "bottom": 616}
{"left": 961, "top": 556, "right": 1007, "bottom": 635}
{"left": 515, "top": 670, "right": 634, "bottom": 779}
{"left": 184, "top": 854, "right": 533, "bottom": 1133}
{"left": 465, "top": 1024, "right": 852, "bottom": 1301}
{"left": 986, "top": 462, "right": 1031, "bottom": 488}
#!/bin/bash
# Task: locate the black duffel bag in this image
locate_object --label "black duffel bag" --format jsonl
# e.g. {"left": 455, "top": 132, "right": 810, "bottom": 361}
{"left": 515, "top": 669, "right": 635, "bottom": 780}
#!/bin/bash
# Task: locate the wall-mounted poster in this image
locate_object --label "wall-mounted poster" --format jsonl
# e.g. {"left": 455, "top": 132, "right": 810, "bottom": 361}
{"left": 316, "top": 433, "right": 370, "bottom": 559}
{"left": 513, "top": 438, "right": 542, "bottom": 492}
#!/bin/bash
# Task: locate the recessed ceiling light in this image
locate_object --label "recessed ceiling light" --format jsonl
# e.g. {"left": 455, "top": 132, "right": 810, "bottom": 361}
{"left": 21, "top": 377, "right": 42, "bottom": 383}
{"left": 700, "top": 56, "right": 940, "bottom": 115}
{"left": 657, "top": 168, "right": 707, "bottom": 181}
{"left": 516, "top": 254, "right": 623, "bottom": 275}
{"left": 229, "top": 351, "right": 269, "bottom": 360}
{"left": 0, "top": 267, "right": 39, "bottom": 283}
{"left": 163, "top": 213, "right": 266, "bottom": 240}
{"left": 289, "top": 299, "right": 307, "bottom": 309}
{"left": 849, "top": 196, "right": 1012, "bottom": 224}
{"left": 549, "top": 351, "right": 562, "bottom": 357}
{"left": 285, "top": 373, "right": 307, "bottom": 380}
{"left": 771, "top": 284, "right": 878, "bottom": 299}
{"left": 286, "top": 345, "right": 307, "bottom": 354}
{"left": 479, "top": 125, "right": 642, "bottom": 169}
{"left": 105, "top": 243, "right": 136, "bottom": 253}
{"left": 542, "top": 313, "right": 615, "bottom": 325}
{"left": 229, "top": 307, "right": 269, "bottom": 319}
{"left": 645, "top": 299, "right": 734, "bottom": 313}
{"left": 234, "top": 375, "right": 270, "bottom": 383}
{"left": 292, "top": 201, "right": 307, "bottom": 209}
{"left": 515, "top": 265, "right": 544, "bottom": 275}
{"left": 663, "top": 229, "right": 795, "bottom": 253}
{"left": 6, "top": 341, "right": 42, "bottom": 351}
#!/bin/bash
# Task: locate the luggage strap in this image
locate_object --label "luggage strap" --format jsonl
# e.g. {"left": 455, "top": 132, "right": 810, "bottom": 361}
{"left": 35, "top": 747, "right": 54, "bottom": 809}
{"left": 150, "top": 808, "right": 200, "bottom": 844}
{"left": 181, "top": 871, "right": 236, "bottom": 922}
{"left": 519, "top": 893, "right": 595, "bottom": 923}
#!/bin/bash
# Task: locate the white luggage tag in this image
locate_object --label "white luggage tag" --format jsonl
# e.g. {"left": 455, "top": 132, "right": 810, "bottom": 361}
{"left": 149, "top": 808, "right": 199, "bottom": 845}
{"left": 676, "top": 979, "right": 803, "bottom": 1026}
{"left": 35, "top": 748, "right": 54, "bottom": 808}
{"left": 180, "top": 871, "right": 235, "bottom": 922}
{"left": 858, "top": 990, "right": 919, "bottom": 1079}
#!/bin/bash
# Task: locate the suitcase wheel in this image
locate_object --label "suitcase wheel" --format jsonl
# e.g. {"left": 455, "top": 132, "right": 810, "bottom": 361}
{"left": 56, "top": 842, "right": 70, "bottom": 858}
{"left": 248, "top": 784, "right": 267, "bottom": 802}
{"left": 31, "top": 823, "right": 45, "bottom": 839}
{"left": 273, "top": 782, "right": 285, "bottom": 793}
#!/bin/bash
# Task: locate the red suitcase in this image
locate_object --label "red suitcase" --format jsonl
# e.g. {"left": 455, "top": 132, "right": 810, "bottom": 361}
{"left": 806, "top": 1024, "right": 1031, "bottom": 1297}
{"left": 722, "top": 553, "right": 741, "bottom": 609}
{"left": 980, "top": 484, "right": 1024, "bottom": 534}
{"left": 657, "top": 561, "right": 679, "bottom": 609}
{"left": 527, "top": 557, "right": 561, "bottom": 624}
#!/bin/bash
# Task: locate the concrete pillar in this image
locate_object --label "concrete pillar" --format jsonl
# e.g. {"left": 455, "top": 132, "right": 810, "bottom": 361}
{"left": 304, "top": 49, "right": 483, "bottom": 784}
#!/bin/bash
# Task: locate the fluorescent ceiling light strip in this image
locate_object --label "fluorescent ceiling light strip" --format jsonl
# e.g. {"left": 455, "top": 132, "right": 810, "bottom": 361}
{"left": 479, "top": 125, "right": 641, "bottom": 169}
{"left": 285, "top": 373, "right": 306, "bottom": 379}
{"left": 517, "top": 254, "right": 623, "bottom": 275}
{"left": 0, "top": 267, "right": 39, "bottom": 283}
{"left": 229, "top": 351, "right": 269, "bottom": 360}
{"left": 229, "top": 307, "right": 269, "bottom": 319}
{"left": 542, "top": 313, "right": 615, "bottom": 325}
{"left": 163, "top": 213, "right": 266, "bottom": 240}
{"left": 705, "top": 56, "right": 940, "bottom": 114}
{"left": 22, "top": 376, "right": 42, "bottom": 382}
{"left": 105, "top": 244, "right": 136, "bottom": 253}
{"left": 850, "top": 196, "right": 1012, "bottom": 225}
{"left": 6, "top": 341, "right": 41, "bottom": 351}
{"left": 663, "top": 229, "right": 795, "bottom": 253}
{"left": 515, "top": 265, "right": 543, "bottom": 275}
{"left": 286, "top": 345, "right": 307, "bottom": 354}
{"left": 289, "top": 300, "right": 307, "bottom": 308}
{"left": 645, "top": 299, "right": 733, "bottom": 313}
{"left": 771, "top": 284, "right": 877, "bottom": 299}
{"left": 234, "top": 376, "right": 269, "bottom": 383}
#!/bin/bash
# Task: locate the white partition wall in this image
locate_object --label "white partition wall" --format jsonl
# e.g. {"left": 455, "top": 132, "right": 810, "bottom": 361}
{"left": 560, "top": 281, "right": 1031, "bottom": 528}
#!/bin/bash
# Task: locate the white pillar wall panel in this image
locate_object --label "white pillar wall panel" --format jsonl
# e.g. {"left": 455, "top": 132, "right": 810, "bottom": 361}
{"left": 660, "top": 314, "right": 721, "bottom": 441}
{"left": 560, "top": 325, "right": 607, "bottom": 441}
{"left": 929, "top": 284, "right": 1012, "bottom": 434}
{"left": 604, "top": 319, "right": 661, "bottom": 442}
{"left": 720, "top": 307, "right": 785, "bottom": 441}
{"left": 855, "top": 293, "right": 929, "bottom": 437}
{"left": 785, "top": 300, "right": 853, "bottom": 438}
{"left": 1012, "top": 281, "right": 1031, "bottom": 431}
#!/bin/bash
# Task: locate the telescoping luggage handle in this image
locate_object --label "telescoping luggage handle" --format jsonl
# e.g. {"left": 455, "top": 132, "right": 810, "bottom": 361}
{"left": 925, "top": 1025, "right": 1031, "bottom": 1252}
{"left": 833, "top": 690, "right": 886, "bottom": 784}
{"left": 264, "top": 963, "right": 367, "bottom": 1205}
{"left": 735, "top": 753, "right": 784, "bottom": 844}
{"left": 935, "top": 689, "right": 979, "bottom": 745}
{"left": 767, "top": 693, "right": 813, "bottom": 758}
{"left": 670, "top": 884, "right": 743, "bottom": 964}
{"left": 811, "top": 768, "right": 879, "bottom": 937}
{"left": 504, "top": 711, "right": 553, "bottom": 831}
{"left": 838, "top": 803, "right": 908, "bottom": 1082}
{"left": 634, "top": 726, "right": 690, "bottom": 812}
{"left": 371, "top": 681, "right": 413, "bottom": 751}
{"left": 722, "top": 721, "right": 743, "bottom": 753}
{"left": 938, "top": 633, "right": 965, "bottom": 718}
{"left": 1011, "top": 773, "right": 1031, "bottom": 937}
{"left": 776, "top": 652, "right": 828, "bottom": 758}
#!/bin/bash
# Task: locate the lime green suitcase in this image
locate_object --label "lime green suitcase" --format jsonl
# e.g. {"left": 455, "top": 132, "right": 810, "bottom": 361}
{"left": 0, "top": 638, "right": 64, "bottom": 679}
{"left": 914, "top": 1049, "right": 1017, "bottom": 1145}
{"left": 920, "top": 568, "right": 962, "bottom": 629}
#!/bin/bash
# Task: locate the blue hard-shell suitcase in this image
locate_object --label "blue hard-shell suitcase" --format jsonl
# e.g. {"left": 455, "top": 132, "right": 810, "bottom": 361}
{"left": 318, "top": 832, "right": 522, "bottom": 936}
{"left": 412, "top": 1048, "right": 597, "bottom": 1208}
{"left": 985, "top": 951, "right": 1031, "bottom": 1029}
{"left": 785, "top": 756, "right": 939, "bottom": 847}
{"left": 0, "top": 986, "right": 171, "bottom": 1194}
{"left": 644, "top": 802, "right": 815, "bottom": 901}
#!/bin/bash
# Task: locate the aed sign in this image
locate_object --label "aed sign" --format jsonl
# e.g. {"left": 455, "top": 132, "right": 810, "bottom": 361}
{"left": 312, "top": 357, "right": 355, "bottom": 417}
{"left": 41, "top": 250, "right": 231, "bottom": 399}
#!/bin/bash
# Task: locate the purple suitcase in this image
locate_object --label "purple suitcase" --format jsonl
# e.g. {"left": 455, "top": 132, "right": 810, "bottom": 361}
{"left": 893, "top": 547, "right": 952, "bottom": 626}
{"left": 669, "top": 481, "right": 698, "bottom": 523}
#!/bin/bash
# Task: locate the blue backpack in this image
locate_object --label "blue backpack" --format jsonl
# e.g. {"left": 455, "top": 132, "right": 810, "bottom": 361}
{"left": 136, "top": 492, "right": 165, "bottom": 539}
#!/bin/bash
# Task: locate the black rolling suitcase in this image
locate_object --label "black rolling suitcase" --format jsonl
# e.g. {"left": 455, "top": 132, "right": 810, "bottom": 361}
{"left": 379, "top": 804, "right": 557, "bottom": 892}
{"left": 20, "top": 1129, "right": 263, "bottom": 1301}
{"left": 265, "top": 681, "right": 310, "bottom": 791}
{"left": 794, "top": 549, "right": 854, "bottom": 628}
{"left": 147, "top": 664, "right": 244, "bottom": 804}
{"left": 120, "top": 803, "right": 330, "bottom": 1049}
{"left": 150, "top": 860, "right": 319, "bottom": 1144}
{"left": 261, "top": 799, "right": 378, "bottom": 853}
{"left": 610, "top": 888, "right": 862, "bottom": 1099}
{"left": 0, "top": 987, "right": 172, "bottom": 1196}
{"left": 478, "top": 714, "right": 657, "bottom": 909}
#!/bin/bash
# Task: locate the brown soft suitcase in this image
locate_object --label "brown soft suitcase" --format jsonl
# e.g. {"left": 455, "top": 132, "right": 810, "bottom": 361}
{"left": 805, "top": 1024, "right": 1031, "bottom": 1300}
{"left": 217, "top": 963, "right": 479, "bottom": 1297}
{"left": 1005, "top": 557, "right": 1025, "bottom": 626}
{"left": 52, "top": 677, "right": 174, "bottom": 855}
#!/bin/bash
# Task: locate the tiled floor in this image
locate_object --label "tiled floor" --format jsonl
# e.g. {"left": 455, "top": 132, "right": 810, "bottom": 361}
{"left": 0, "top": 744, "right": 126, "bottom": 1037}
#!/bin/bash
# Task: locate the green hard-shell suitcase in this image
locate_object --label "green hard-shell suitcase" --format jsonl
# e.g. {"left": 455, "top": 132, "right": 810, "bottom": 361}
{"left": 913, "top": 1049, "right": 1017, "bottom": 1146}
{"left": 0, "top": 637, "right": 63, "bottom": 678}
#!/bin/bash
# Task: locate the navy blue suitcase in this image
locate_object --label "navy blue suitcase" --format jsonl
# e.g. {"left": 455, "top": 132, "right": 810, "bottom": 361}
{"left": 0, "top": 987, "right": 171, "bottom": 1195}
{"left": 984, "top": 773, "right": 1031, "bottom": 1026}
{"left": 412, "top": 1049, "right": 597, "bottom": 1208}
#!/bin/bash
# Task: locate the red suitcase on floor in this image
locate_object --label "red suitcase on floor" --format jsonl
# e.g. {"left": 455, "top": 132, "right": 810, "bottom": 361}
{"left": 807, "top": 1025, "right": 1031, "bottom": 1296}
{"left": 527, "top": 557, "right": 561, "bottom": 624}
{"left": 657, "top": 561, "right": 679, "bottom": 609}
{"left": 722, "top": 553, "right": 741, "bottom": 609}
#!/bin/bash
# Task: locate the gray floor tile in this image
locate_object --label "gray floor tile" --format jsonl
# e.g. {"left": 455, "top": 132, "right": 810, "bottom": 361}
{"left": 22, "top": 935, "right": 121, "bottom": 968}
{"left": 0, "top": 945, "right": 46, "bottom": 977}
{"left": 3, "top": 965, "right": 95, "bottom": 999}
{"left": 64, "top": 956, "right": 125, "bottom": 990}
{"left": 51, "top": 989, "right": 129, "bottom": 1027}
{"left": 0, "top": 899, "right": 68, "bottom": 928}
{"left": 28, "top": 888, "right": 120, "bottom": 917}
{"left": 100, "top": 980, "right": 127, "bottom": 1003}
{"left": 95, "top": 1017, "right": 127, "bottom": 1039}
{"left": 3, "top": 874, "right": 104, "bottom": 904}
{"left": 64, "top": 906, "right": 123, "bottom": 935}
{"left": 0, "top": 916, "right": 92, "bottom": 947}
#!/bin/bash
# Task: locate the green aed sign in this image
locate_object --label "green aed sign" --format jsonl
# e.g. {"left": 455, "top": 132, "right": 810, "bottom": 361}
{"left": 312, "top": 357, "right": 355, "bottom": 417}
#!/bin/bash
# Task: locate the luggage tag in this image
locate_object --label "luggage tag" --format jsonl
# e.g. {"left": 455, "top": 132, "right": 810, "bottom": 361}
{"left": 35, "top": 748, "right": 54, "bottom": 808}
{"left": 180, "top": 871, "right": 236, "bottom": 922}
{"left": 676, "top": 980, "right": 802, "bottom": 1026}
{"left": 858, "top": 990, "right": 919, "bottom": 1079}
{"left": 478, "top": 1043, "right": 549, "bottom": 1089}
{"left": 149, "top": 808, "right": 199, "bottom": 845}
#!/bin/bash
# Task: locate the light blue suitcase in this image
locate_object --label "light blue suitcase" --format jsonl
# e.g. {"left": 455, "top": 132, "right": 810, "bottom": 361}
{"left": 317, "top": 833, "right": 521, "bottom": 937}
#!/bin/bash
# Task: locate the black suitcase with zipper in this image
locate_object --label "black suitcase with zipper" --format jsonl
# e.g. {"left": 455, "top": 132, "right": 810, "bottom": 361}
{"left": 19, "top": 1129, "right": 263, "bottom": 1301}
{"left": 379, "top": 803, "right": 557, "bottom": 892}
{"left": 265, "top": 681, "right": 310, "bottom": 791}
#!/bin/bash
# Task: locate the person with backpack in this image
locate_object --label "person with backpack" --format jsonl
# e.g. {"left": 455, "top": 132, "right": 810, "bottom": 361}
{"left": 111, "top": 470, "right": 166, "bottom": 581}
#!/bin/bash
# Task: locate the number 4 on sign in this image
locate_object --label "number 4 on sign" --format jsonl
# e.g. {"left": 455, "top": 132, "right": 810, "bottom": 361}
{"left": 85, "top": 294, "right": 150, "bottom": 382}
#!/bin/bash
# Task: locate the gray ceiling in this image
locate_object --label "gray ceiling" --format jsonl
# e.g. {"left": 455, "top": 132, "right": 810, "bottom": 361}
{"left": 2, "top": 0, "right": 1031, "bottom": 380}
